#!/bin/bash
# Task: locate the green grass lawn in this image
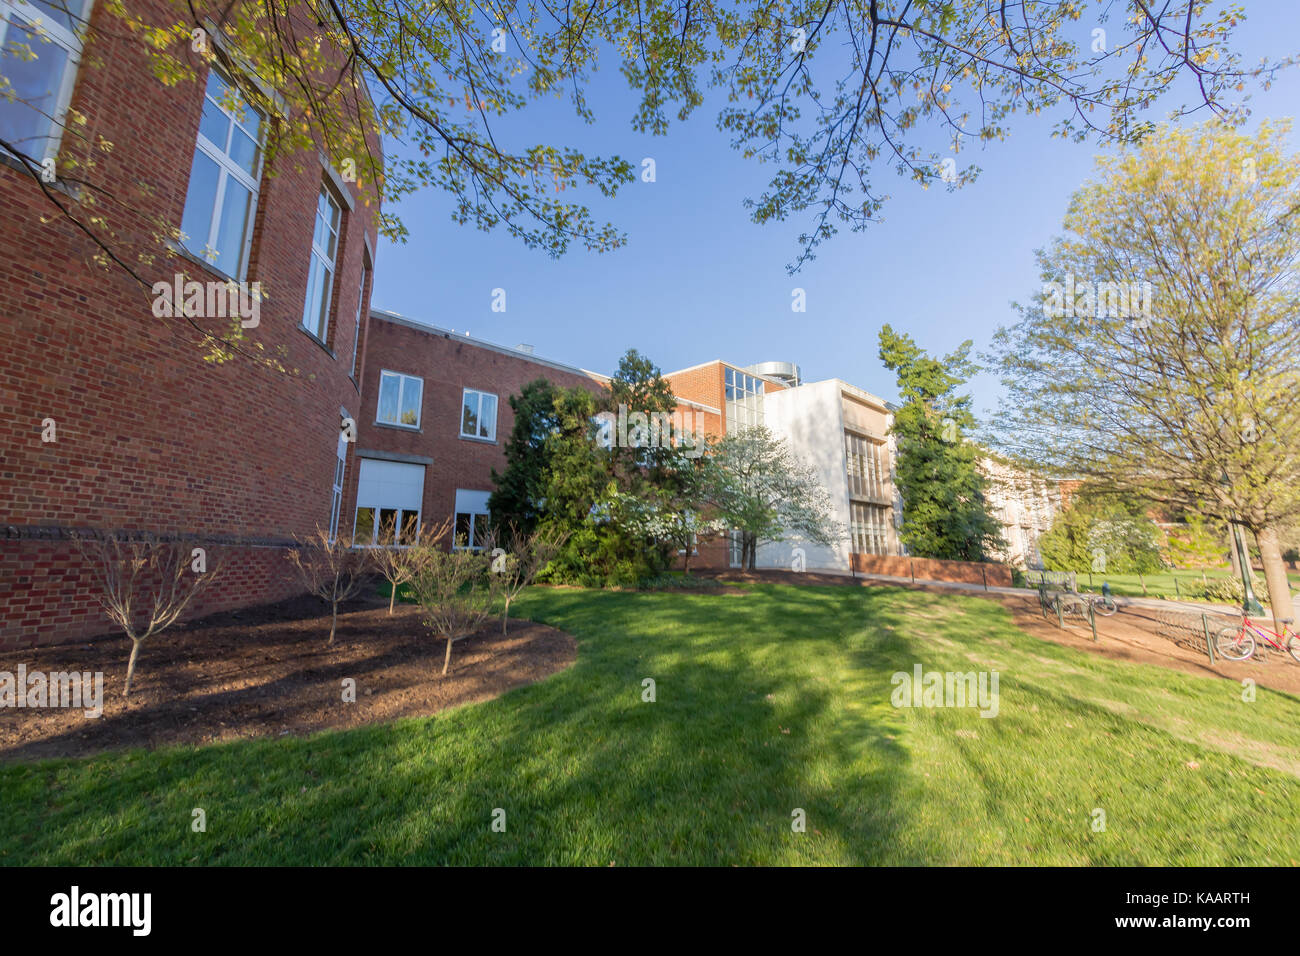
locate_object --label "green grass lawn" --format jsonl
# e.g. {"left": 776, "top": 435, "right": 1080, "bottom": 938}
{"left": 3, "top": 583, "right": 1298, "bottom": 865}
{"left": 1070, "top": 567, "right": 1300, "bottom": 601}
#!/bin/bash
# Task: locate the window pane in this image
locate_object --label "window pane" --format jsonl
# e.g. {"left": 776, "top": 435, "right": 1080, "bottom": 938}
{"left": 312, "top": 260, "right": 333, "bottom": 337}
{"left": 0, "top": 20, "right": 69, "bottom": 159}
{"left": 377, "top": 374, "right": 399, "bottom": 424}
{"left": 400, "top": 378, "right": 421, "bottom": 426}
{"left": 27, "top": 0, "right": 83, "bottom": 31}
{"left": 229, "top": 125, "right": 259, "bottom": 177}
{"left": 378, "top": 508, "right": 399, "bottom": 542}
{"left": 179, "top": 147, "right": 220, "bottom": 258}
{"left": 197, "top": 95, "right": 229, "bottom": 152}
{"left": 355, "top": 507, "right": 375, "bottom": 544}
{"left": 479, "top": 394, "right": 496, "bottom": 437}
{"left": 455, "top": 513, "right": 472, "bottom": 548}
{"left": 399, "top": 510, "right": 419, "bottom": 544}
{"left": 462, "top": 394, "right": 478, "bottom": 436}
{"left": 213, "top": 176, "right": 253, "bottom": 276}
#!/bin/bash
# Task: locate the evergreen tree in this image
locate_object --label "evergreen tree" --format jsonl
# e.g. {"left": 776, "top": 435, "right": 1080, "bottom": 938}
{"left": 878, "top": 326, "right": 1003, "bottom": 562}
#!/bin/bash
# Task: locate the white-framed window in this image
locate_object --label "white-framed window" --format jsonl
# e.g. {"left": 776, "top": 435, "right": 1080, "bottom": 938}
{"left": 0, "top": 0, "right": 90, "bottom": 164}
{"left": 179, "top": 66, "right": 264, "bottom": 280}
{"left": 354, "top": 458, "right": 425, "bottom": 546}
{"left": 453, "top": 489, "right": 491, "bottom": 550}
{"left": 850, "top": 501, "right": 890, "bottom": 555}
{"left": 460, "top": 388, "right": 497, "bottom": 441}
{"left": 728, "top": 529, "right": 743, "bottom": 568}
{"left": 376, "top": 370, "right": 422, "bottom": 428}
{"left": 349, "top": 257, "right": 369, "bottom": 378}
{"left": 302, "top": 184, "right": 341, "bottom": 340}
{"left": 328, "top": 427, "right": 347, "bottom": 542}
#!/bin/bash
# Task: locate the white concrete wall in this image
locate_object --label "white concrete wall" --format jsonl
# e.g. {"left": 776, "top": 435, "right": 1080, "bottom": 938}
{"left": 758, "top": 380, "right": 853, "bottom": 572}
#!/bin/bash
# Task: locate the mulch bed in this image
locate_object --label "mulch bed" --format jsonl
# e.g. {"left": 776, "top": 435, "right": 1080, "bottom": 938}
{"left": 0, "top": 593, "right": 576, "bottom": 762}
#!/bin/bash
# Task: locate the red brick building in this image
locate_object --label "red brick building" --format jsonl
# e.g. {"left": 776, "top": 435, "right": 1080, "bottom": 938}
{"left": 347, "top": 311, "right": 726, "bottom": 568}
{"left": 0, "top": 0, "right": 381, "bottom": 648}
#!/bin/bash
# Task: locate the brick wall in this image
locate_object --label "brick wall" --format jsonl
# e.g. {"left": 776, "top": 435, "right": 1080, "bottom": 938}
{"left": 0, "top": 1, "right": 381, "bottom": 647}
{"left": 850, "top": 553, "right": 1013, "bottom": 588}
{"left": 350, "top": 316, "right": 608, "bottom": 538}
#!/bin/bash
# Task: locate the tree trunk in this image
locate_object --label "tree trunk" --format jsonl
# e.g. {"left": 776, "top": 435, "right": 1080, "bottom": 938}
{"left": 124, "top": 637, "right": 143, "bottom": 698}
{"left": 1255, "top": 525, "right": 1293, "bottom": 632}
{"left": 388, "top": 582, "right": 397, "bottom": 615}
{"left": 746, "top": 534, "right": 757, "bottom": 572}
{"left": 502, "top": 596, "right": 511, "bottom": 635}
{"left": 1228, "top": 529, "right": 1242, "bottom": 578}
{"left": 442, "top": 636, "right": 454, "bottom": 675}
{"left": 1138, "top": 571, "right": 1146, "bottom": 595}
{"left": 328, "top": 601, "right": 338, "bottom": 645}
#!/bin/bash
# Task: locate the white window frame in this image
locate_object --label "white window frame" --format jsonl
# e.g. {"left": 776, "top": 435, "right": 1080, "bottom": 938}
{"left": 375, "top": 370, "right": 423, "bottom": 429}
{"left": 349, "top": 256, "right": 369, "bottom": 378}
{"left": 0, "top": 0, "right": 92, "bottom": 165}
{"left": 301, "top": 183, "right": 342, "bottom": 340}
{"left": 460, "top": 388, "right": 498, "bottom": 441}
{"left": 328, "top": 427, "right": 347, "bottom": 542}
{"left": 182, "top": 65, "right": 264, "bottom": 280}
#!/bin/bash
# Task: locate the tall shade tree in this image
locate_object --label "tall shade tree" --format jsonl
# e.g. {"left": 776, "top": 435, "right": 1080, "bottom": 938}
{"left": 2, "top": 0, "right": 1289, "bottom": 313}
{"left": 987, "top": 121, "right": 1300, "bottom": 627}
{"left": 879, "top": 325, "right": 1003, "bottom": 562}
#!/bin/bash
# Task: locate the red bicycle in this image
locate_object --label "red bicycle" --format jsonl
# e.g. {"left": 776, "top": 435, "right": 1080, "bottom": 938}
{"left": 1214, "top": 614, "right": 1300, "bottom": 663}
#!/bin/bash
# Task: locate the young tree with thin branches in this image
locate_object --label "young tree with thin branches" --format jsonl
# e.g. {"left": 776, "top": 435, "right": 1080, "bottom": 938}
{"left": 408, "top": 543, "right": 500, "bottom": 676}
{"left": 285, "top": 529, "right": 373, "bottom": 645}
{"left": 371, "top": 516, "right": 450, "bottom": 615}
{"left": 483, "top": 523, "right": 566, "bottom": 635}
{"left": 75, "top": 533, "right": 225, "bottom": 697}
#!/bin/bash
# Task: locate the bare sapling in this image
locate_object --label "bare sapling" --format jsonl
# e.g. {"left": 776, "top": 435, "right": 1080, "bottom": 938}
{"left": 408, "top": 541, "right": 500, "bottom": 675}
{"left": 75, "top": 533, "right": 225, "bottom": 697}
{"left": 286, "top": 529, "right": 373, "bottom": 645}
{"left": 484, "top": 524, "right": 567, "bottom": 634}
{"left": 371, "top": 516, "right": 451, "bottom": 614}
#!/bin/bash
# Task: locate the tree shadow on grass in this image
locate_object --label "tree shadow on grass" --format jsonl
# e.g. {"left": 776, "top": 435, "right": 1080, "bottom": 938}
{"left": 7, "top": 584, "right": 937, "bottom": 865}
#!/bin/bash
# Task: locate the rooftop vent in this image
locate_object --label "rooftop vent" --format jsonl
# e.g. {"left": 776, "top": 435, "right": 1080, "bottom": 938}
{"left": 516, "top": 343, "right": 535, "bottom": 354}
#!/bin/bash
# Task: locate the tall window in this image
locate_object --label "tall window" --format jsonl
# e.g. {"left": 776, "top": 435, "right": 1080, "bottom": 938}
{"left": 453, "top": 489, "right": 491, "bottom": 550}
{"left": 328, "top": 427, "right": 347, "bottom": 541}
{"left": 0, "top": 0, "right": 90, "bottom": 163}
{"left": 375, "top": 370, "right": 422, "bottom": 428}
{"left": 845, "top": 433, "right": 885, "bottom": 499}
{"left": 180, "top": 67, "right": 263, "bottom": 279}
{"left": 850, "top": 502, "right": 890, "bottom": 555}
{"left": 725, "top": 367, "right": 764, "bottom": 434}
{"left": 461, "top": 388, "right": 497, "bottom": 441}
{"left": 350, "top": 258, "right": 370, "bottom": 377}
{"left": 302, "top": 185, "right": 341, "bottom": 341}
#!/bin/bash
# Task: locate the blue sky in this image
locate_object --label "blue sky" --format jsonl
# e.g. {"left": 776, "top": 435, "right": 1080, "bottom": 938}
{"left": 371, "top": 4, "right": 1300, "bottom": 417}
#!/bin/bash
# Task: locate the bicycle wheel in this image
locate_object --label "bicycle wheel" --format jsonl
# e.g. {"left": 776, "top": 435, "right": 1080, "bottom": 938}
{"left": 1060, "top": 595, "right": 1087, "bottom": 619}
{"left": 1287, "top": 634, "right": 1300, "bottom": 665}
{"left": 1093, "top": 597, "right": 1117, "bottom": 617}
{"left": 1215, "top": 625, "right": 1255, "bottom": 662}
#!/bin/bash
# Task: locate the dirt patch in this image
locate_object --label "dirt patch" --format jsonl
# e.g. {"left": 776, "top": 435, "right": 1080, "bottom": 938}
{"left": 976, "top": 592, "right": 1300, "bottom": 698}
{"left": 0, "top": 593, "right": 576, "bottom": 761}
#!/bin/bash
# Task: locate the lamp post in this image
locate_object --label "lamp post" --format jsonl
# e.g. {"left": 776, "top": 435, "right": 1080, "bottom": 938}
{"left": 1220, "top": 472, "right": 1264, "bottom": 615}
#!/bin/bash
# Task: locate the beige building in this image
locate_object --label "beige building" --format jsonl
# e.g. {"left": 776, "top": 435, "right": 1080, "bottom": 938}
{"left": 981, "top": 456, "right": 1069, "bottom": 569}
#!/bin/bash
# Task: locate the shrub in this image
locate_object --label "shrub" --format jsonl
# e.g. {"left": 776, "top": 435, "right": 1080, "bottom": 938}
{"left": 1186, "top": 577, "right": 1245, "bottom": 605}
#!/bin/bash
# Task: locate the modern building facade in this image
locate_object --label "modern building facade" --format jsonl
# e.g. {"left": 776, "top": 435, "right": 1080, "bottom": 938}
{"left": 981, "top": 457, "right": 1070, "bottom": 569}
{"left": 663, "top": 360, "right": 903, "bottom": 572}
{"left": 0, "top": 0, "right": 382, "bottom": 648}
